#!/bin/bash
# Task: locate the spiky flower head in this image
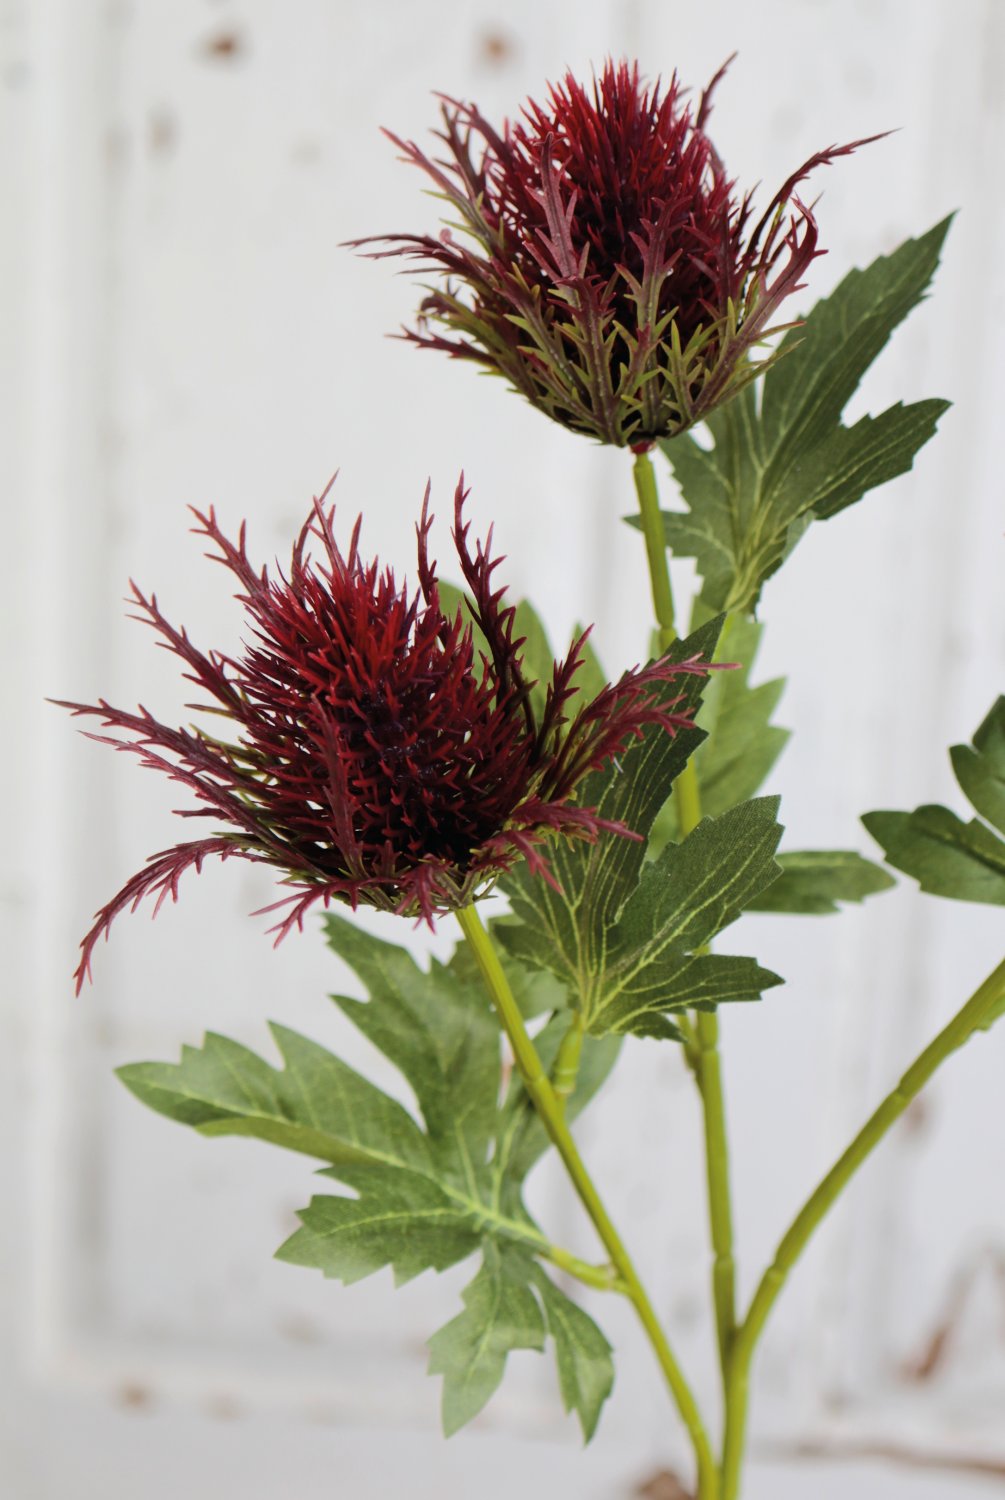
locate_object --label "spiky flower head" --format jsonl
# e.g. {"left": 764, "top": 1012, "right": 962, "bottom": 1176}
{"left": 59, "top": 479, "right": 711, "bottom": 990}
{"left": 357, "top": 58, "right": 876, "bottom": 448}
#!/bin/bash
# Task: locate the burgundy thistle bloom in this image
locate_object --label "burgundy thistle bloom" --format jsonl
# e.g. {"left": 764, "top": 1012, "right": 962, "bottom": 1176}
{"left": 355, "top": 59, "right": 879, "bottom": 447}
{"left": 59, "top": 480, "right": 712, "bottom": 990}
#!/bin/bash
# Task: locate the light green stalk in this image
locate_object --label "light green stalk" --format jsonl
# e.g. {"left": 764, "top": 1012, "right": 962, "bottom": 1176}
{"left": 456, "top": 903, "right": 718, "bottom": 1499}
{"left": 720, "top": 954, "right": 1005, "bottom": 1499}
{"left": 633, "top": 447, "right": 738, "bottom": 1386}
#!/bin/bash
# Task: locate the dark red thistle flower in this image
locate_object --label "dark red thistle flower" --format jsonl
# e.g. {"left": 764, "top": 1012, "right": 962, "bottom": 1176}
{"left": 355, "top": 58, "right": 879, "bottom": 447}
{"left": 58, "top": 479, "right": 711, "bottom": 990}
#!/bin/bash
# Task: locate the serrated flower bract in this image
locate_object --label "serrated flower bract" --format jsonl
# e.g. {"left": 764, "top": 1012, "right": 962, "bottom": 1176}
{"left": 59, "top": 478, "right": 711, "bottom": 989}
{"left": 356, "top": 59, "right": 877, "bottom": 447}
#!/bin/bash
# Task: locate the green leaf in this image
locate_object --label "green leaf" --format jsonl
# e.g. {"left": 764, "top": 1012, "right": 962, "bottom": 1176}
{"left": 116, "top": 1026, "right": 433, "bottom": 1174}
{"left": 324, "top": 914, "right": 500, "bottom": 1175}
{"left": 428, "top": 1242, "right": 546, "bottom": 1435}
{"left": 123, "top": 913, "right": 620, "bottom": 1437}
{"left": 646, "top": 220, "right": 952, "bottom": 614}
{"left": 590, "top": 797, "right": 786, "bottom": 1037}
{"left": 651, "top": 614, "right": 788, "bottom": 852}
{"left": 503, "top": 782, "right": 785, "bottom": 1038}
{"left": 499, "top": 619, "right": 721, "bottom": 1004}
{"left": 863, "top": 806, "right": 1005, "bottom": 905}
{"left": 950, "top": 696, "right": 1005, "bottom": 837}
{"left": 277, "top": 1165, "right": 482, "bottom": 1287}
{"left": 864, "top": 695, "right": 1005, "bottom": 907}
{"left": 530, "top": 1265, "right": 614, "bottom": 1442}
{"left": 745, "top": 850, "right": 896, "bottom": 914}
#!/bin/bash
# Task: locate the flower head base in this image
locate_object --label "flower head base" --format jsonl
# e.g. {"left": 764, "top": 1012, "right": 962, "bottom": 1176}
{"left": 357, "top": 59, "right": 878, "bottom": 447}
{"left": 60, "top": 479, "right": 711, "bottom": 989}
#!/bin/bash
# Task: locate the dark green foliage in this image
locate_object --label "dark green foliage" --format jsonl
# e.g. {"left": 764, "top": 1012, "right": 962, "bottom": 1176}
{"left": 745, "top": 850, "right": 896, "bottom": 914}
{"left": 636, "top": 220, "right": 952, "bottom": 615}
{"left": 651, "top": 615, "right": 788, "bottom": 854}
{"left": 863, "top": 697, "right": 1005, "bottom": 906}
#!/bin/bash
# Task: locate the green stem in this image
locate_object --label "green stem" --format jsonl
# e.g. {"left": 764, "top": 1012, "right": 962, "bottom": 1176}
{"left": 545, "top": 1242, "right": 627, "bottom": 1293}
{"left": 633, "top": 449, "right": 676, "bottom": 649}
{"left": 633, "top": 447, "right": 738, "bottom": 1396}
{"left": 552, "top": 1010, "right": 586, "bottom": 1106}
{"left": 720, "top": 954, "right": 1005, "bottom": 1500}
{"left": 696, "top": 1008, "right": 737, "bottom": 1375}
{"left": 455, "top": 903, "right": 718, "bottom": 1499}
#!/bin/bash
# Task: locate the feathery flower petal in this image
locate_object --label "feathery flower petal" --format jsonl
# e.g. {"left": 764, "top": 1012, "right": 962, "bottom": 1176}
{"left": 355, "top": 58, "right": 880, "bottom": 447}
{"left": 58, "top": 478, "right": 712, "bottom": 989}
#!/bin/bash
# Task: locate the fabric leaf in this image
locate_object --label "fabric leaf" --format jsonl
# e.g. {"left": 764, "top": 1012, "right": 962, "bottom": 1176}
{"left": 864, "top": 695, "right": 1005, "bottom": 907}
{"left": 745, "top": 849, "right": 895, "bottom": 914}
{"left": 642, "top": 220, "right": 952, "bottom": 614}
{"left": 427, "top": 1242, "right": 546, "bottom": 1435}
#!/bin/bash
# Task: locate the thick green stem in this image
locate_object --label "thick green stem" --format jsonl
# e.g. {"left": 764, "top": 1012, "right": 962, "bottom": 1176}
{"left": 633, "top": 449, "right": 676, "bottom": 649}
{"left": 456, "top": 903, "right": 718, "bottom": 1499}
{"left": 633, "top": 446, "right": 738, "bottom": 1398}
{"left": 720, "top": 954, "right": 1005, "bottom": 1499}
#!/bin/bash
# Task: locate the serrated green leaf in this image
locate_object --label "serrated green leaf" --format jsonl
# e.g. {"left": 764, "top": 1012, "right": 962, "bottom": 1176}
{"left": 276, "top": 1165, "right": 482, "bottom": 1287}
{"left": 324, "top": 914, "right": 500, "bottom": 1176}
{"left": 504, "top": 779, "right": 784, "bottom": 1038}
{"left": 864, "top": 694, "right": 1005, "bottom": 907}
{"left": 499, "top": 619, "right": 721, "bottom": 1001}
{"left": 116, "top": 1026, "right": 432, "bottom": 1174}
{"left": 950, "top": 696, "right": 1005, "bottom": 836}
{"left": 760, "top": 220, "right": 950, "bottom": 457}
{"left": 591, "top": 797, "right": 785, "bottom": 1036}
{"left": 646, "top": 220, "right": 952, "bottom": 613}
{"left": 652, "top": 615, "right": 789, "bottom": 852}
{"left": 863, "top": 806, "right": 1005, "bottom": 905}
{"left": 530, "top": 1265, "right": 614, "bottom": 1442}
{"left": 428, "top": 1242, "right": 546, "bottom": 1435}
{"left": 745, "top": 849, "right": 896, "bottom": 914}
{"left": 122, "top": 906, "right": 621, "bottom": 1437}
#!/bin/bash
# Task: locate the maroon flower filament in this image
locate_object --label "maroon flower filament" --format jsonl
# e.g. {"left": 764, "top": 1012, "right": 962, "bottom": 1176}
{"left": 356, "top": 58, "right": 878, "bottom": 447}
{"left": 59, "top": 479, "right": 711, "bottom": 989}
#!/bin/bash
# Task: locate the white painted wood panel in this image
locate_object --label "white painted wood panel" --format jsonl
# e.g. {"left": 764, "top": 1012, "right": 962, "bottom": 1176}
{"left": 4, "top": 1, "right": 1003, "bottom": 1495}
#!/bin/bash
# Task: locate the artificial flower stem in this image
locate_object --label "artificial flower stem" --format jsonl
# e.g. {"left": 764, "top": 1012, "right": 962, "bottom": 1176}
{"left": 720, "top": 953, "right": 1005, "bottom": 1500}
{"left": 634, "top": 449, "right": 738, "bottom": 1392}
{"left": 455, "top": 903, "right": 719, "bottom": 1499}
{"left": 544, "top": 1243, "right": 627, "bottom": 1293}
{"left": 696, "top": 1007, "right": 737, "bottom": 1373}
{"left": 553, "top": 1011, "right": 586, "bottom": 1106}
{"left": 632, "top": 449, "right": 677, "bottom": 649}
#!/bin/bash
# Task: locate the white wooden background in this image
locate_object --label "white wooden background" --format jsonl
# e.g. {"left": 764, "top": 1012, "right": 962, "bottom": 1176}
{"left": 3, "top": 2, "right": 1004, "bottom": 1496}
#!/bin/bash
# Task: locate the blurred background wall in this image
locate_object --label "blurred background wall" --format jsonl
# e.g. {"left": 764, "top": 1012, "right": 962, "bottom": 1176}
{"left": 2, "top": 1, "right": 1004, "bottom": 1496}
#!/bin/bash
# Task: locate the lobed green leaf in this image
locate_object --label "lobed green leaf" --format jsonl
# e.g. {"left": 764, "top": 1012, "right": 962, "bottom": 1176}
{"left": 745, "top": 849, "right": 896, "bottom": 914}
{"left": 651, "top": 614, "right": 788, "bottom": 853}
{"left": 864, "top": 695, "right": 1005, "bottom": 907}
{"left": 645, "top": 220, "right": 952, "bottom": 614}
{"left": 428, "top": 1242, "right": 546, "bottom": 1435}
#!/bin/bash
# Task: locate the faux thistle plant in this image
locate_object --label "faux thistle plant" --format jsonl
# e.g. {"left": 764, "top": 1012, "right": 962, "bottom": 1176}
{"left": 61, "top": 57, "right": 1004, "bottom": 1500}
{"left": 356, "top": 59, "right": 878, "bottom": 447}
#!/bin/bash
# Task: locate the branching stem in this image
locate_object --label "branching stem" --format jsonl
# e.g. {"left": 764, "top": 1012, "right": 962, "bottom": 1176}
{"left": 633, "top": 447, "right": 738, "bottom": 1395}
{"left": 456, "top": 903, "right": 718, "bottom": 1499}
{"left": 720, "top": 953, "right": 1005, "bottom": 1499}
